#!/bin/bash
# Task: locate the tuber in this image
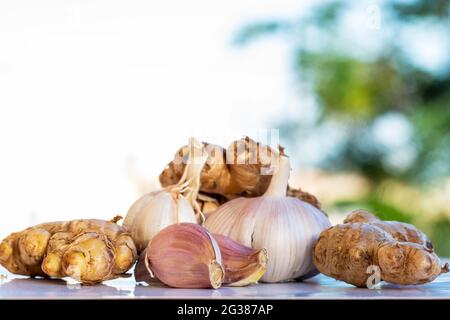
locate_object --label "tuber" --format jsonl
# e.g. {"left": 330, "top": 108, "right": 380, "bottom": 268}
{"left": 0, "top": 216, "right": 137, "bottom": 284}
{"left": 159, "top": 136, "right": 321, "bottom": 210}
{"left": 313, "top": 210, "right": 449, "bottom": 287}
{"left": 343, "top": 209, "right": 433, "bottom": 249}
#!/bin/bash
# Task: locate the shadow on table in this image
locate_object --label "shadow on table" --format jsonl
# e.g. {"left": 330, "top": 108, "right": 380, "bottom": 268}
{"left": 0, "top": 276, "right": 134, "bottom": 298}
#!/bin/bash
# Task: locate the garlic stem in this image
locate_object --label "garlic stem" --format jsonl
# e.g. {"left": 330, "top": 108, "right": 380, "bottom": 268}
{"left": 176, "top": 138, "right": 208, "bottom": 222}
{"left": 262, "top": 155, "right": 290, "bottom": 198}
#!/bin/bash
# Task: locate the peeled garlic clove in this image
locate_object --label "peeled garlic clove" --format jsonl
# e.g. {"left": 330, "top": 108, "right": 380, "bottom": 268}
{"left": 213, "top": 234, "right": 268, "bottom": 286}
{"left": 139, "top": 223, "right": 224, "bottom": 289}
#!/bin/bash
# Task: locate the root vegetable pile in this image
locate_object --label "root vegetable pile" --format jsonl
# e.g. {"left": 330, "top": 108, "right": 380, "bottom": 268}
{"left": 0, "top": 216, "right": 137, "bottom": 284}
{"left": 1, "top": 136, "right": 448, "bottom": 291}
{"left": 313, "top": 210, "right": 449, "bottom": 287}
{"left": 159, "top": 136, "right": 321, "bottom": 210}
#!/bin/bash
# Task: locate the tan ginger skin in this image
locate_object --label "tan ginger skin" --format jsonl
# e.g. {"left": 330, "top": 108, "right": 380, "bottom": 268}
{"left": 0, "top": 216, "right": 137, "bottom": 284}
{"left": 313, "top": 210, "right": 449, "bottom": 287}
{"left": 159, "top": 137, "right": 321, "bottom": 209}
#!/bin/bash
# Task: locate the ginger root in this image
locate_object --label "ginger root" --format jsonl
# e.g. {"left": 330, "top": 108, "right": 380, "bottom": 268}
{"left": 159, "top": 137, "right": 321, "bottom": 210}
{"left": 313, "top": 210, "right": 449, "bottom": 287}
{"left": 0, "top": 216, "right": 137, "bottom": 284}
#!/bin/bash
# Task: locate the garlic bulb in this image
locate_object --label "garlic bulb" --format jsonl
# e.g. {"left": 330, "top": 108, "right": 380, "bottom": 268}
{"left": 205, "top": 153, "right": 331, "bottom": 283}
{"left": 124, "top": 138, "right": 207, "bottom": 252}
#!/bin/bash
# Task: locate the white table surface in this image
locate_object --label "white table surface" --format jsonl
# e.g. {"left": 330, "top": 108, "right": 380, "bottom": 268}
{"left": 1, "top": 261, "right": 449, "bottom": 300}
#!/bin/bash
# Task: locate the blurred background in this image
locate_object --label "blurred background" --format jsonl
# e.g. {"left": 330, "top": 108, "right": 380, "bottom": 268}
{"left": 0, "top": 1, "right": 449, "bottom": 254}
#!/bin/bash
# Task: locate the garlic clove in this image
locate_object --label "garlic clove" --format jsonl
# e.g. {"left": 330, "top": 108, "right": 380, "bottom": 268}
{"left": 140, "top": 223, "right": 224, "bottom": 289}
{"left": 213, "top": 234, "right": 268, "bottom": 286}
{"left": 197, "top": 193, "right": 221, "bottom": 217}
{"left": 202, "top": 201, "right": 220, "bottom": 215}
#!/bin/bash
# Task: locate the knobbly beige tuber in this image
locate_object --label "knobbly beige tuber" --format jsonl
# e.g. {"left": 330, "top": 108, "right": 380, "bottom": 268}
{"left": 343, "top": 209, "right": 433, "bottom": 249}
{"left": 313, "top": 210, "right": 449, "bottom": 287}
{"left": 0, "top": 216, "right": 137, "bottom": 284}
{"left": 159, "top": 137, "right": 321, "bottom": 210}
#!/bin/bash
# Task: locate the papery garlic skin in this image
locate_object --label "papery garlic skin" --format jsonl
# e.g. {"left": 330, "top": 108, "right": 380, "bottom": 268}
{"left": 213, "top": 234, "right": 268, "bottom": 286}
{"left": 140, "top": 223, "right": 224, "bottom": 289}
{"left": 134, "top": 222, "right": 269, "bottom": 288}
{"left": 205, "top": 155, "right": 331, "bottom": 283}
{"left": 124, "top": 190, "right": 197, "bottom": 252}
{"left": 206, "top": 197, "right": 329, "bottom": 282}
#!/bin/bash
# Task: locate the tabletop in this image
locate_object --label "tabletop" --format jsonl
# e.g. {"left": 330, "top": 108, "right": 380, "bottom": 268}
{"left": 1, "top": 261, "right": 449, "bottom": 300}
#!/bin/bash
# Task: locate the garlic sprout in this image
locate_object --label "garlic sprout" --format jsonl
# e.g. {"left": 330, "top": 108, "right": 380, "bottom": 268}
{"left": 205, "top": 152, "right": 331, "bottom": 282}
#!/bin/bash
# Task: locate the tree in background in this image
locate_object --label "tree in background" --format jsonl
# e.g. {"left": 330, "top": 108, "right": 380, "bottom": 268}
{"left": 235, "top": 0, "right": 450, "bottom": 254}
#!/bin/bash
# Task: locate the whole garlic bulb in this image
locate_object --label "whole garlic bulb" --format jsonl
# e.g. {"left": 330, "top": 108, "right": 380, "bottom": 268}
{"left": 124, "top": 138, "right": 207, "bottom": 252}
{"left": 205, "top": 153, "right": 331, "bottom": 283}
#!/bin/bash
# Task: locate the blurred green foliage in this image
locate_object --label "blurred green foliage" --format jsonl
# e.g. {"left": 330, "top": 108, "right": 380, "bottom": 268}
{"left": 236, "top": 0, "right": 450, "bottom": 254}
{"left": 334, "top": 196, "right": 413, "bottom": 223}
{"left": 426, "top": 216, "right": 450, "bottom": 257}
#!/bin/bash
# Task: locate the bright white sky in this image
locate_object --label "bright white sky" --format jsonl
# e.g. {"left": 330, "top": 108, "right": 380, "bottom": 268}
{"left": 0, "top": 0, "right": 312, "bottom": 236}
{"left": 0, "top": 1, "right": 447, "bottom": 237}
